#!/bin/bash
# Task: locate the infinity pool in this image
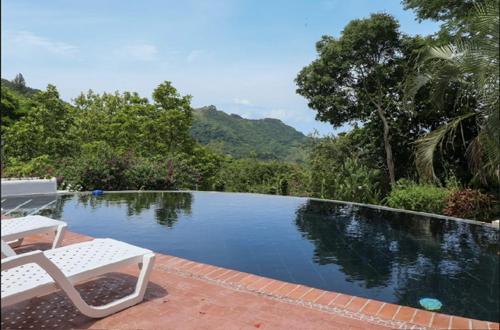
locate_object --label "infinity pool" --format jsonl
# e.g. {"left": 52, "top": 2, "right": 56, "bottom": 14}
{"left": 14, "top": 191, "right": 500, "bottom": 321}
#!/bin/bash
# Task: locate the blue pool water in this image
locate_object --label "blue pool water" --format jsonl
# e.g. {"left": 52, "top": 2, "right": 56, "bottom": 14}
{"left": 23, "top": 192, "right": 499, "bottom": 321}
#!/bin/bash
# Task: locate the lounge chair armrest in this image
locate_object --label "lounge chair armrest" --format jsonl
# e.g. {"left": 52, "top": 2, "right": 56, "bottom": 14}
{"left": 1, "top": 249, "right": 45, "bottom": 270}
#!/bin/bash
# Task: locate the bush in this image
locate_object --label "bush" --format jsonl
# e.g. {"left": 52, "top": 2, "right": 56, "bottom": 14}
{"left": 2, "top": 155, "right": 55, "bottom": 178}
{"left": 443, "top": 189, "right": 498, "bottom": 221}
{"left": 385, "top": 180, "right": 453, "bottom": 214}
{"left": 124, "top": 158, "right": 172, "bottom": 190}
{"left": 60, "top": 142, "right": 131, "bottom": 190}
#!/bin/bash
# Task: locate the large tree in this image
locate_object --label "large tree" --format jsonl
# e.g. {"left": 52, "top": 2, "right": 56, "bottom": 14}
{"left": 296, "top": 13, "right": 414, "bottom": 186}
{"left": 402, "top": 0, "right": 488, "bottom": 41}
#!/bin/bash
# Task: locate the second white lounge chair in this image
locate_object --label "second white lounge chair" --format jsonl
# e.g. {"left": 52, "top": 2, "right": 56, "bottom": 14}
{"left": 1, "top": 215, "right": 67, "bottom": 256}
{"left": 1, "top": 238, "right": 155, "bottom": 318}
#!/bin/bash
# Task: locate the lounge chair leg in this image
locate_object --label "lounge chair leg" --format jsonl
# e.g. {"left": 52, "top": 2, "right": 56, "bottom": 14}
{"left": 51, "top": 224, "right": 67, "bottom": 249}
{"left": 71, "top": 253, "right": 155, "bottom": 318}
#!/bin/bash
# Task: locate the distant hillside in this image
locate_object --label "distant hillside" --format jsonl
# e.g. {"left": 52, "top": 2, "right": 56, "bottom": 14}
{"left": 191, "top": 105, "right": 309, "bottom": 162}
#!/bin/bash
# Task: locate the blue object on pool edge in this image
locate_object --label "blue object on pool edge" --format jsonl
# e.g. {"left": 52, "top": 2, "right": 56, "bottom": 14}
{"left": 419, "top": 298, "right": 442, "bottom": 311}
{"left": 92, "top": 189, "right": 104, "bottom": 196}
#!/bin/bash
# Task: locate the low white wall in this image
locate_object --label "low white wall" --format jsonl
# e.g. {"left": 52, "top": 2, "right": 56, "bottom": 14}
{"left": 1, "top": 178, "right": 57, "bottom": 196}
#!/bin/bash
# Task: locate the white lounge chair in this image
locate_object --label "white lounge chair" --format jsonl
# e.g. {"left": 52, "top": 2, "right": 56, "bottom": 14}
{"left": 1, "top": 215, "right": 67, "bottom": 256}
{"left": 1, "top": 238, "right": 155, "bottom": 318}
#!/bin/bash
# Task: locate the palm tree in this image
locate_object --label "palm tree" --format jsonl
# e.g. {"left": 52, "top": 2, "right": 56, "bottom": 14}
{"left": 409, "top": 0, "right": 499, "bottom": 184}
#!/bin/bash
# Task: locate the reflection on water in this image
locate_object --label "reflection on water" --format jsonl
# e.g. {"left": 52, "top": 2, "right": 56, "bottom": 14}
{"left": 295, "top": 200, "right": 499, "bottom": 321}
{"left": 39, "top": 192, "right": 498, "bottom": 322}
{"left": 69, "top": 192, "right": 192, "bottom": 227}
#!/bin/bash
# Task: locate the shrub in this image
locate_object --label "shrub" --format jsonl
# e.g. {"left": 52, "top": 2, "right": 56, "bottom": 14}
{"left": 385, "top": 180, "right": 453, "bottom": 214}
{"left": 60, "top": 142, "right": 131, "bottom": 190}
{"left": 124, "top": 158, "right": 172, "bottom": 190}
{"left": 443, "top": 189, "right": 498, "bottom": 221}
{"left": 2, "top": 155, "right": 55, "bottom": 178}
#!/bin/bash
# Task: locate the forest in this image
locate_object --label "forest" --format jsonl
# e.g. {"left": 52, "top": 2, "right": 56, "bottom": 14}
{"left": 1, "top": 0, "right": 498, "bottom": 221}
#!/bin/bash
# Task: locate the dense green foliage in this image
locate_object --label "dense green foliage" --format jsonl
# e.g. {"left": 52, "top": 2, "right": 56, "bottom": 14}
{"left": 402, "top": 0, "right": 488, "bottom": 40}
{"left": 191, "top": 105, "right": 309, "bottom": 162}
{"left": 308, "top": 131, "right": 381, "bottom": 204}
{"left": 1, "top": 1, "right": 498, "bottom": 222}
{"left": 409, "top": 0, "right": 499, "bottom": 185}
{"left": 385, "top": 180, "right": 455, "bottom": 214}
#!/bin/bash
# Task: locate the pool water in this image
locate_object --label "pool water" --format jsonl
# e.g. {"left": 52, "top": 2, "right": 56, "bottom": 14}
{"left": 34, "top": 192, "right": 498, "bottom": 321}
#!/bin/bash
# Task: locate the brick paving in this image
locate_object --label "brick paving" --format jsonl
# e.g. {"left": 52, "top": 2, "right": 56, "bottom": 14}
{"left": 1, "top": 227, "right": 498, "bottom": 329}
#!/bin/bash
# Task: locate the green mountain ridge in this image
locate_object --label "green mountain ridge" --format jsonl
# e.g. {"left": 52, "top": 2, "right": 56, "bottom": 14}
{"left": 191, "top": 105, "right": 309, "bottom": 161}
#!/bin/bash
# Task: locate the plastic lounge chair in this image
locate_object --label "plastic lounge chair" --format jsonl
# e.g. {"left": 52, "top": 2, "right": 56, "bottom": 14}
{"left": 1, "top": 215, "right": 67, "bottom": 256}
{"left": 1, "top": 238, "right": 155, "bottom": 318}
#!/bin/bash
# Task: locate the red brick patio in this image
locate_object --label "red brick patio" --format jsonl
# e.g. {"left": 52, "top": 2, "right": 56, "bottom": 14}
{"left": 1, "top": 229, "right": 499, "bottom": 329}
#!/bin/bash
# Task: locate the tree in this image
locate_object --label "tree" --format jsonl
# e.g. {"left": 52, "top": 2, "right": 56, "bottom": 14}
{"left": 408, "top": 0, "right": 499, "bottom": 184}
{"left": 3, "top": 85, "right": 78, "bottom": 161}
{"left": 1, "top": 88, "right": 20, "bottom": 130}
{"left": 11, "top": 73, "right": 26, "bottom": 90}
{"left": 151, "top": 81, "right": 194, "bottom": 154}
{"left": 402, "top": 0, "right": 488, "bottom": 41}
{"left": 296, "top": 14, "right": 413, "bottom": 186}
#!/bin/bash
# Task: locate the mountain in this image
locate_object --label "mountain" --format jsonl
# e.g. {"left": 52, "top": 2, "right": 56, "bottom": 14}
{"left": 191, "top": 105, "right": 310, "bottom": 162}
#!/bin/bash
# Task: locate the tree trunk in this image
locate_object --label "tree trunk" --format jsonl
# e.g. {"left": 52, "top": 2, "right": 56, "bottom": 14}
{"left": 376, "top": 106, "right": 396, "bottom": 186}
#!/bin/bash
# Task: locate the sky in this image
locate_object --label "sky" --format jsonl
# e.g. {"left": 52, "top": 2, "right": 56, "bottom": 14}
{"left": 1, "top": 0, "right": 439, "bottom": 135}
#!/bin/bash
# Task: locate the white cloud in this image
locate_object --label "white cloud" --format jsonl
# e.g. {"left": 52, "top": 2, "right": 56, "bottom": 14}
{"left": 120, "top": 44, "right": 158, "bottom": 61}
{"left": 233, "top": 98, "right": 251, "bottom": 105}
{"left": 8, "top": 30, "right": 78, "bottom": 56}
{"left": 186, "top": 49, "right": 205, "bottom": 63}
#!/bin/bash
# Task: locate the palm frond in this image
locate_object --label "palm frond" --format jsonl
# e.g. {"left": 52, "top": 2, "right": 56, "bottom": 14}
{"left": 415, "top": 113, "right": 478, "bottom": 181}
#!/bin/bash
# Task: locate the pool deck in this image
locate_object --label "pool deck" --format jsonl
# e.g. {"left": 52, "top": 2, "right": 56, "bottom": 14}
{"left": 1, "top": 228, "right": 499, "bottom": 330}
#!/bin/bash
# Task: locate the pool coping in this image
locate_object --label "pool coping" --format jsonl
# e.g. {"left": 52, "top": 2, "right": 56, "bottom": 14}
{"left": 56, "top": 189, "right": 498, "bottom": 229}
{"left": 158, "top": 253, "right": 499, "bottom": 329}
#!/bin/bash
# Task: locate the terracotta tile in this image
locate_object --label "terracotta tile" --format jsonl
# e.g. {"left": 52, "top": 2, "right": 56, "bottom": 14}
{"left": 301, "top": 289, "right": 325, "bottom": 303}
{"left": 185, "top": 263, "right": 207, "bottom": 275}
{"left": 261, "top": 280, "right": 286, "bottom": 294}
{"left": 412, "top": 310, "right": 434, "bottom": 327}
{"left": 273, "top": 284, "right": 299, "bottom": 297}
{"left": 182, "top": 261, "right": 203, "bottom": 272}
{"left": 488, "top": 322, "right": 500, "bottom": 330}
{"left": 163, "top": 257, "right": 184, "bottom": 267}
{"left": 344, "top": 297, "right": 369, "bottom": 313}
{"left": 450, "top": 316, "right": 471, "bottom": 329}
{"left": 330, "top": 294, "right": 352, "bottom": 308}
{"left": 234, "top": 274, "right": 255, "bottom": 285}
{"left": 198, "top": 265, "right": 218, "bottom": 276}
{"left": 217, "top": 270, "right": 240, "bottom": 282}
{"left": 224, "top": 272, "right": 249, "bottom": 284}
{"left": 246, "top": 278, "right": 269, "bottom": 291}
{"left": 205, "top": 268, "right": 229, "bottom": 279}
{"left": 315, "top": 292, "right": 339, "bottom": 306}
{"left": 393, "top": 306, "right": 416, "bottom": 322}
{"left": 376, "top": 303, "right": 399, "bottom": 320}
{"left": 359, "top": 300, "right": 383, "bottom": 316}
{"left": 239, "top": 274, "right": 260, "bottom": 286}
{"left": 154, "top": 254, "right": 175, "bottom": 264}
{"left": 177, "top": 260, "right": 196, "bottom": 270}
{"left": 432, "top": 313, "right": 452, "bottom": 329}
{"left": 470, "top": 319, "right": 489, "bottom": 330}
{"left": 286, "top": 285, "right": 312, "bottom": 300}
{"left": 211, "top": 269, "right": 233, "bottom": 280}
